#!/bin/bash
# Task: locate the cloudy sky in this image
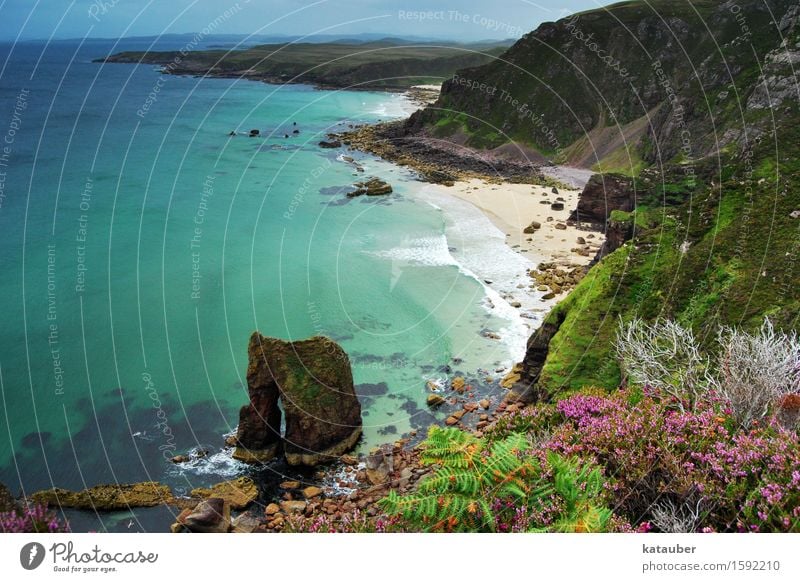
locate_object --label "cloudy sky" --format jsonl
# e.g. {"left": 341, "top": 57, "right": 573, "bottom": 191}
{"left": 2, "top": 0, "right": 602, "bottom": 41}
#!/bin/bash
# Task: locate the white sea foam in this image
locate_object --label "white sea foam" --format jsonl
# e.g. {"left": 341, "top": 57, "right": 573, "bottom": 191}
{"left": 414, "top": 187, "right": 546, "bottom": 363}
{"left": 366, "top": 234, "right": 458, "bottom": 267}
{"left": 169, "top": 446, "right": 249, "bottom": 479}
{"left": 369, "top": 93, "right": 418, "bottom": 119}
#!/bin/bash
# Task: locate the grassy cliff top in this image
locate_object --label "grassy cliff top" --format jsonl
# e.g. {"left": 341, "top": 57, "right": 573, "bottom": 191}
{"left": 100, "top": 39, "right": 511, "bottom": 90}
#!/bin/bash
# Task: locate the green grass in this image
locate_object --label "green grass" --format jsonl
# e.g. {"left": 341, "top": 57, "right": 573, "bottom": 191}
{"left": 535, "top": 122, "right": 800, "bottom": 398}
{"left": 591, "top": 146, "right": 647, "bottom": 177}
{"left": 102, "top": 40, "right": 510, "bottom": 90}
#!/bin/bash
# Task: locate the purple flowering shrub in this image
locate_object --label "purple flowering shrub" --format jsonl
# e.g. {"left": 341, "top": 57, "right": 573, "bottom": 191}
{"left": 0, "top": 503, "right": 69, "bottom": 533}
{"left": 491, "top": 389, "right": 800, "bottom": 532}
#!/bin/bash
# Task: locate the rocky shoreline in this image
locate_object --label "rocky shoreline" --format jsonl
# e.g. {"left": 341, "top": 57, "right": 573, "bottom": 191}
{"left": 332, "top": 121, "right": 560, "bottom": 187}
{"left": 2, "top": 87, "right": 613, "bottom": 535}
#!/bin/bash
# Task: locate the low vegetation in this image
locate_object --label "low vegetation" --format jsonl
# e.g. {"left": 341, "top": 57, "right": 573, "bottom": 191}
{"left": 294, "top": 318, "right": 800, "bottom": 533}
{"left": 101, "top": 39, "right": 510, "bottom": 90}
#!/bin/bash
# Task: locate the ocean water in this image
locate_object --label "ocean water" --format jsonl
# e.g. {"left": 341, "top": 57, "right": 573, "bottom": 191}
{"left": 0, "top": 39, "right": 537, "bottom": 515}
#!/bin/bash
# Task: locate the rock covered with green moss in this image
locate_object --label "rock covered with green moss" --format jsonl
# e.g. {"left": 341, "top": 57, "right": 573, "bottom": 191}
{"left": 30, "top": 482, "right": 173, "bottom": 510}
{"left": 234, "top": 332, "right": 362, "bottom": 467}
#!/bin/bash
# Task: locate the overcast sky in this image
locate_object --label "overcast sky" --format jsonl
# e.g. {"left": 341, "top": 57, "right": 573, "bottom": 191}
{"left": 1, "top": 0, "right": 603, "bottom": 42}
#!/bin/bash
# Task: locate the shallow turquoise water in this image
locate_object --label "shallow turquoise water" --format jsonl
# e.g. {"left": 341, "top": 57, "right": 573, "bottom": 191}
{"left": 0, "top": 40, "right": 523, "bottom": 499}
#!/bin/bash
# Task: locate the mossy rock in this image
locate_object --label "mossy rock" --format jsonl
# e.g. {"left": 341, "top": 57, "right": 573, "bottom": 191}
{"left": 190, "top": 476, "right": 258, "bottom": 510}
{"left": 30, "top": 482, "right": 174, "bottom": 511}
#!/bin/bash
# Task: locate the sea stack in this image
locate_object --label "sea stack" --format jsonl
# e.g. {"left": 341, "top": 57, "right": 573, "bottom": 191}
{"left": 233, "top": 332, "right": 362, "bottom": 466}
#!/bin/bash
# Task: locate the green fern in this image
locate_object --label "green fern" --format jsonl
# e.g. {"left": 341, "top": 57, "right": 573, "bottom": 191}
{"left": 539, "top": 452, "right": 612, "bottom": 533}
{"left": 379, "top": 427, "right": 548, "bottom": 532}
{"left": 379, "top": 426, "right": 614, "bottom": 533}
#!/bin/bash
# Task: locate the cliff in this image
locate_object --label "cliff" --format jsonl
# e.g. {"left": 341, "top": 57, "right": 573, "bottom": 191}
{"left": 402, "top": 0, "right": 800, "bottom": 400}
{"left": 410, "top": 0, "right": 798, "bottom": 171}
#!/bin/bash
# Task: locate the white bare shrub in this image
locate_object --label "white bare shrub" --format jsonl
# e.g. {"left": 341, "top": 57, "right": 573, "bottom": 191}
{"left": 650, "top": 497, "right": 703, "bottom": 533}
{"left": 615, "top": 318, "right": 712, "bottom": 411}
{"left": 711, "top": 319, "right": 800, "bottom": 429}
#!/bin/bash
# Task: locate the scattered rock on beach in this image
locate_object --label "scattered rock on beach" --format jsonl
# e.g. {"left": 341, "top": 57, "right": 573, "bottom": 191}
{"left": 523, "top": 221, "right": 541, "bottom": 234}
{"left": 365, "top": 446, "right": 393, "bottom": 485}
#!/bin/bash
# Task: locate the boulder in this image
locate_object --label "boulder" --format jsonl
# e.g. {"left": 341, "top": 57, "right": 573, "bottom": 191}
{"left": 280, "top": 500, "right": 307, "bottom": 514}
{"left": 550, "top": 202, "right": 565, "bottom": 211}
{"left": 303, "top": 486, "right": 322, "bottom": 499}
{"left": 233, "top": 334, "right": 283, "bottom": 463}
{"left": 340, "top": 454, "right": 358, "bottom": 465}
{"left": 523, "top": 221, "right": 541, "bottom": 234}
{"left": 250, "top": 333, "right": 362, "bottom": 466}
{"left": 181, "top": 498, "right": 230, "bottom": 533}
{"left": 365, "top": 446, "right": 393, "bottom": 485}
{"left": 30, "top": 482, "right": 173, "bottom": 510}
{"left": 190, "top": 476, "right": 258, "bottom": 510}
{"left": 231, "top": 513, "right": 261, "bottom": 533}
{"left": 426, "top": 393, "right": 446, "bottom": 407}
{"left": 318, "top": 139, "right": 342, "bottom": 148}
{"left": 347, "top": 177, "right": 393, "bottom": 197}
{"left": 568, "top": 173, "right": 635, "bottom": 225}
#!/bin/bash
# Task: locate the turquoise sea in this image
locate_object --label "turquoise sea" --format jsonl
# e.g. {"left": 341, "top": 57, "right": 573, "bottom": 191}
{"left": 0, "top": 39, "right": 539, "bottom": 529}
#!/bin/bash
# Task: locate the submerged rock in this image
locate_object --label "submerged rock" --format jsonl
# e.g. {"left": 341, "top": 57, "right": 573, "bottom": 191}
{"left": 31, "top": 482, "right": 173, "bottom": 510}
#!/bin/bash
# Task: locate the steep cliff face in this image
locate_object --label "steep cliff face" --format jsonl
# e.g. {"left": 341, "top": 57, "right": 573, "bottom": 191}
{"left": 414, "top": 0, "right": 798, "bottom": 170}
{"left": 432, "top": 0, "right": 800, "bottom": 401}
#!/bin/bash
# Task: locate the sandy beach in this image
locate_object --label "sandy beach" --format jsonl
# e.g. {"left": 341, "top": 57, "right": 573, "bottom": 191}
{"left": 438, "top": 178, "right": 604, "bottom": 272}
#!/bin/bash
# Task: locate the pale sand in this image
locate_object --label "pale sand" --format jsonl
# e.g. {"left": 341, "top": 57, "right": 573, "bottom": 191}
{"left": 441, "top": 178, "right": 604, "bottom": 269}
